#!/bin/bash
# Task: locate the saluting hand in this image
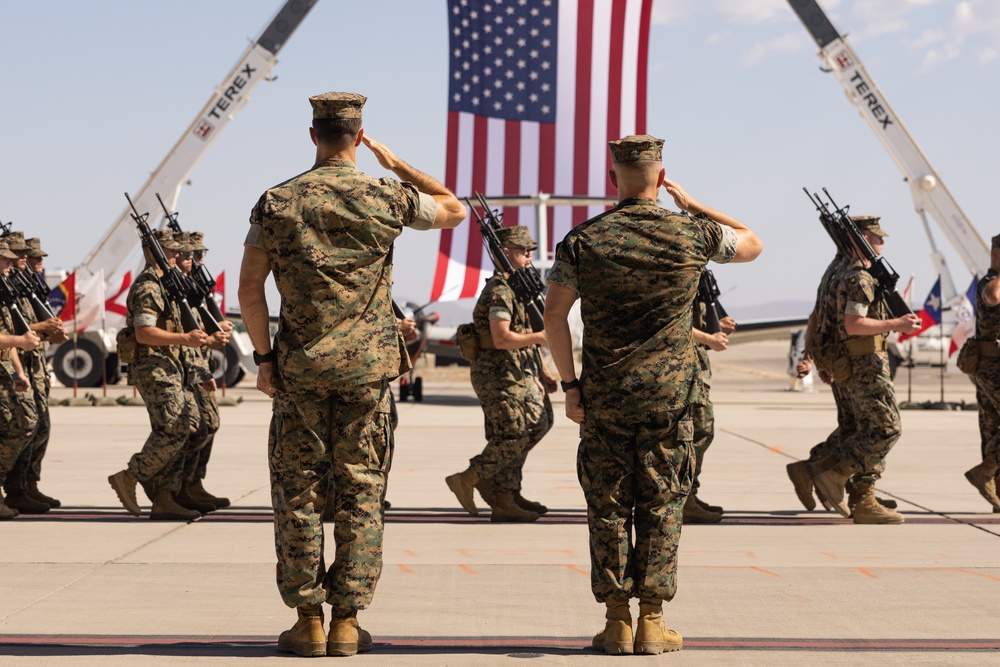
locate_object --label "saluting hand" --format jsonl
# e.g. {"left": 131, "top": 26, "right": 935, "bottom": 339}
{"left": 662, "top": 177, "right": 694, "bottom": 212}
{"left": 362, "top": 135, "right": 401, "bottom": 171}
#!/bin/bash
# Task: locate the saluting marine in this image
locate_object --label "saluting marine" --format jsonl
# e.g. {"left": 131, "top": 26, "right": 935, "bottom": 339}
{"left": 238, "top": 91, "right": 464, "bottom": 658}
{"left": 545, "top": 134, "right": 762, "bottom": 655}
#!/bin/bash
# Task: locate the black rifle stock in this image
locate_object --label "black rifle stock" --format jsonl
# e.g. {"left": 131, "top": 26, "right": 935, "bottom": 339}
{"left": 10, "top": 268, "right": 56, "bottom": 321}
{"left": 126, "top": 193, "right": 203, "bottom": 334}
{"left": 156, "top": 194, "right": 226, "bottom": 327}
{"left": 696, "top": 269, "right": 726, "bottom": 335}
{"left": 0, "top": 275, "right": 32, "bottom": 335}
{"left": 805, "top": 188, "right": 913, "bottom": 318}
{"left": 804, "top": 188, "right": 853, "bottom": 258}
{"left": 467, "top": 193, "right": 546, "bottom": 332}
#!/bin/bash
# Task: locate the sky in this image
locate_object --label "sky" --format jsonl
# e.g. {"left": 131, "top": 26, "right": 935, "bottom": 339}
{"left": 2, "top": 0, "right": 998, "bottom": 324}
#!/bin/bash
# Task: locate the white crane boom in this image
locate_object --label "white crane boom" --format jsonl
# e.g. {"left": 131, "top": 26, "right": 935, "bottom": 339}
{"left": 788, "top": 0, "right": 989, "bottom": 301}
{"left": 81, "top": 0, "right": 317, "bottom": 281}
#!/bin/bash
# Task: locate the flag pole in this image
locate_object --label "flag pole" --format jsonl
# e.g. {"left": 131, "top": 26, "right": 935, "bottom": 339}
{"left": 906, "top": 277, "right": 914, "bottom": 404}
{"left": 938, "top": 274, "right": 946, "bottom": 404}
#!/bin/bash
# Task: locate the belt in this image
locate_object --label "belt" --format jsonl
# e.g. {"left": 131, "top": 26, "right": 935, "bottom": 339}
{"left": 844, "top": 334, "right": 887, "bottom": 358}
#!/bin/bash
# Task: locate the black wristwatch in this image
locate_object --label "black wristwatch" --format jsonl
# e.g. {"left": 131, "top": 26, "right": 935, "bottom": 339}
{"left": 253, "top": 349, "right": 277, "bottom": 366}
{"left": 560, "top": 378, "right": 581, "bottom": 392}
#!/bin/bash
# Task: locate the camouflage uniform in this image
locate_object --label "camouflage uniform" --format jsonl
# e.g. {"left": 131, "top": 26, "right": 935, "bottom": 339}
{"left": 971, "top": 269, "right": 1000, "bottom": 469}
{"left": 179, "top": 331, "right": 219, "bottom": 489}
{"left": 689, "top": 303, "right": 714, "bottom": 499}
{"left": 831, "top": 261, "right": 897, "bottom": 481}
{"left": 123, "top": 264, "right": 199, "bottom": 496}
{"left": 547, "top": 197, "right": 736, "bottom": 604}
{"left": 467, "top": 272, "right": 552, "bottom": 495}
{"left": 246, "top": 148, "right": 436, "bottom": 611}
{"left": 0, "top": 307, "right": 39, "bottom": 486}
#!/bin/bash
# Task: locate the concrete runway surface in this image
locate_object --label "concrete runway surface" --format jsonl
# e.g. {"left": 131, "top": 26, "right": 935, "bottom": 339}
{"left": 1, "top": 340, "right": 997, "bottom": 665}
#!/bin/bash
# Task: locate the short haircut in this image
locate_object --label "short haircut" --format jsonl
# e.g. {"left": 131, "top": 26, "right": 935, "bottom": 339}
{"left": 312, "top": 117, "right": 362, "bottom": 146}
{"left": 612, "top": 160, "right": 661, "bottom": 188}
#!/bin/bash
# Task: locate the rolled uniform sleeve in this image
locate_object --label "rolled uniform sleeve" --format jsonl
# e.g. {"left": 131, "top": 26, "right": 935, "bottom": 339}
{"left": 410, "top": 192, "right": 439, "bottom": 231}
{"left": 710, "top": 224, "right": 738, "bottom": 264}
{"left": 845, "top": 271, "right": 876, "bottom": 318}
{"left": 245, "top": 195, "right": 267, "bottom": 249}
{"left": 129, "top": 278, "right": 168, "bottom": 328}
{"left": 489, "top": 306, "right": 512, "bottom": 322}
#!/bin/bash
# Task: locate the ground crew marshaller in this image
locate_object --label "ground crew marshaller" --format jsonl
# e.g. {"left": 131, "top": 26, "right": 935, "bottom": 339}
{"left": 545, "top": 134, "right": 762, "bottom": 655}
{"left": 239, "top": 91, "right": 465, "bottom": 658}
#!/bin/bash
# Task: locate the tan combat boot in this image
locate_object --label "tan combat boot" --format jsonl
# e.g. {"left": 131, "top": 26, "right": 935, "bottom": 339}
{"left": 108, "top": 469, "right": 142, "bottom": 516}
{"left": 852, "top": 485, "right": 905, "bottom": 524}
{"left": 786, "top": 460, "right": 817, "bottom": 511}
{"left": 695, "top": 496, "right": 723, "bottom": 514}
{"left": 277, "top": 604, "right": 326, "bottom": 657}
{"left": 174, "top": 489, "right": 215, "bottom": 514}
{"left": 964, "top": 462, "right": 1000, "bottom": 511}
{"left": 188, "top": 480, "right": 230, "bottom": 509}
{"left": 328, "top": 610, "right": 373, "bottom": 657}
{"left": 634, "top": 599, "right": 683, "bottom": 654}
{"left": 149, "top": 490, "right": 200, "bottom": 521}
{"left": 847, "top": 479, "right": 898, "bottom": 513}
{"left": 514, "top": 491, "right": 548, "bottom": 515}
{"left": 445, "top": 469, "right": 480, "bottom": 515}
{"left": 0, "top": 497, "right": 19, "bottom": 520}
{"left": 3, "top": 491, "right": 50, "bottom": 514}
{"left": 475, "top": 478, "right": 496, "bottom": 506}
{"left": 682, "top": 494, "right": 721, "bottom": 524}
{"left": 489, "top": 493, "right": 539, "bottom": 522}
{"left": 27, "top": 480, "right": 60, "bottom": 508}
{"left": 591, "top": 600, "right": 632, "bottom": 655}
{"left": 809, "top": 456, "right": 852, "bottom": 518}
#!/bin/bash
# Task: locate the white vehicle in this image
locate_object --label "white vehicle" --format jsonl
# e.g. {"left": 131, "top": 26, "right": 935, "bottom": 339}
{"left": 49, "top": 0, "right": 316, "bottom": 388}
{"left": 788, "top": 0, "right": 990, "bottom": 374}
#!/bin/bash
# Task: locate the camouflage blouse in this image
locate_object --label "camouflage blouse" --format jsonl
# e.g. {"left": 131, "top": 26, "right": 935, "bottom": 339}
{"left": 247, "top": 158, "right": 428, "bottom": 393}
{"left": 976, "top": 269, "right": 999, "bottom": 341}
{"left": 547, "top": 198, "right": 735, "bottom": 418}
{"left": 126, "top": 264, "right": 184, "bottom": 383}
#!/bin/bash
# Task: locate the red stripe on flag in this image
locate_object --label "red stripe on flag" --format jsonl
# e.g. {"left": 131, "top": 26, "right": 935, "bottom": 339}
{"left": 539, "top": 122, "right": 556, "bottom": 257}
{"left": 572, "top": 0, "right": 595, "bottom": 225}
{"left": 503, "top": 119, "right": 521, "bottom": 228}
{"left": 636, "top": 0, "right": 652, "bottom": 132}
{"left": 605, "top": 1, "right": 627, "bottom": 197}
{"left": 460, "top": 115, "right": 491, "bottom": 298}
{"left": 431, "top": 111, "right": 462, "bottom": 302}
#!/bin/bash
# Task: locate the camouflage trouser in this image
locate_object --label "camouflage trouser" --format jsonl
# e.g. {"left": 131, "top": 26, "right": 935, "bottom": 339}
{"left": 469, "top": 375, "right": 552, "bottom": 494}
{"left": 269, "top": 380, "right": 392, "bottom": 610}
{"left": 6, "top": 382, "right": 50, "bottom": 494}
{"left": 128, "top": 375, "right": 198, "bottom": 496}
{"left": 0, "top": 375, "right": 39, "bottom": 480}
{"left": 838, "top": 353, "right": 899, "bottom": 480}
{"left": 577, "top": 407, "right": 694, "bottom": 604}
{"left": 182, "top": 384, "right": 220, "bottom": 485}
{"left": 808, "top": 381, "right": 857, "bottom": 463}
{"left": 972, "top": 358, "right": 1000, "bottom": 466}
{"left": 690, "top": 401, "right": 713, "bottom": 494}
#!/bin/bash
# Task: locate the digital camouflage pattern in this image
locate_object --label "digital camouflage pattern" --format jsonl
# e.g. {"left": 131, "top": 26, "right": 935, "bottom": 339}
{"left": 809, "top": 254, "right": 850, "bottom": 374}
{"left": 468, "top": 273, "right": 551, "bottom": 493}
{"left": 0, "top": 307, "right": 39, "bottom": 479}
{"left": 548, "top": 197, "right": 734, "bottom": 604}
{"left": 247, "top": 158, "right": 424, "bottom": 394}
{"left": 833, "top": 262, "right": 898, "bottom": 478}
{"left": 269, "top": 381, "right": 392, "bottom": 610}
{"left": 690, "top": 302, "right": 714, "bottom": 494}
{"left": 124, "top": 265, "right": 197, "bottom": 495}
{"left": 547, "top": 199, "right": 734, "bottom": 418}
{"left": 972, "top": 270, "right": 1000, "bottom": 466}
{"left": 577, "top": 409, "right": 694, "bottom": 603}
{"left": 179, "top": 332, "right": 218, "bottom": 485}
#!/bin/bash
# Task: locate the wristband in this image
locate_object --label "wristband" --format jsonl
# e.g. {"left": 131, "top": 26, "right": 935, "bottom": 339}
{"left": 560, "top": 378, "right": 581, "bottom": 392}
{"left": 253, "top": 349, "right": 277, "bottom": 366}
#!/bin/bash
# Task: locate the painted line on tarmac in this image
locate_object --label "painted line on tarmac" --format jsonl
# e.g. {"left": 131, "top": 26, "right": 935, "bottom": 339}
{"left": 2, "top": 635, "right": 999, "bottom": 652}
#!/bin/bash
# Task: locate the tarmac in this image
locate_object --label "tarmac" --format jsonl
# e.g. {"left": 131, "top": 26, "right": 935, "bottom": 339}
{"left": 1, "top": 340, "right": 998, "bottom": 665}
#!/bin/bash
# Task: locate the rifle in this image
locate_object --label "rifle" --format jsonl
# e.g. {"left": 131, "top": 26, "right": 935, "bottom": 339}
{"left": 0, "top": 275, "right": 32, "bottom": 335}
{"left": 804, "top": 188, "right": 913, "bottom": 318}
{"left": 696, "top": 269, "right": 727, "bottom": 335}
{"left": 9, "top": 267, "right": 56, "bottom": 321}
{"left": 125, "top": 193, "right": 206, "bottom": 334}
{"left": 466, "top": 192, "right": 546, "bottom": 332}
{"left": 804, "top": 188, "right": 853, "bottom": 259}
{"left": 156, "top": 193, "right": 227, "bottom": 325}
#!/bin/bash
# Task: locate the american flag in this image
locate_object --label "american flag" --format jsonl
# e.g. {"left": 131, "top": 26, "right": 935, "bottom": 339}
{"left": 430, "top": 0, "right": 652, "bottom": 302}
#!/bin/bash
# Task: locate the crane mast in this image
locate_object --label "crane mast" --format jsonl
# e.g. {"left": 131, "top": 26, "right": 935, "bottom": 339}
{"left": 787, "top": 0, "right": 989, "bottom": 302}
{"left": 81, "top": 0, "right": 317, "bottom": 281}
